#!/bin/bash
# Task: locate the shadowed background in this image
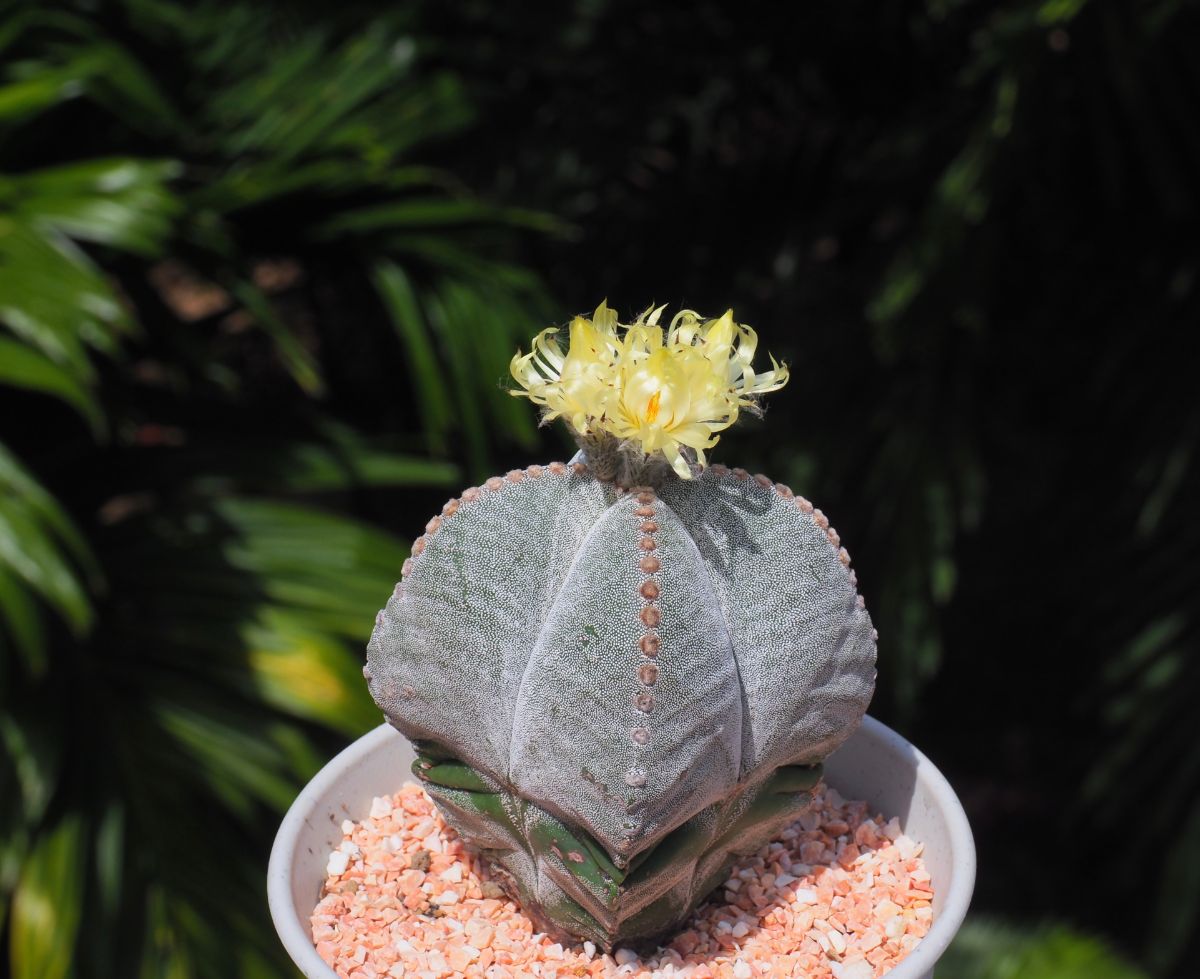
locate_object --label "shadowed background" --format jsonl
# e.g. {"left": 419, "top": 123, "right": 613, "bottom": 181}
{"left": 1, "top": 0, "right": 1197, "bottom": 976}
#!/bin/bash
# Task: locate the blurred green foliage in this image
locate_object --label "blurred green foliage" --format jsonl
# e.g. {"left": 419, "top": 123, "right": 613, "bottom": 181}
{"left": 0, "top": 1, "right": 554, "bottom": 975}
{"left": 1, "top": 0, "right": 1198, "bottom": 977}
{"left": 942, "top": 918, "right": 1148, "bottom": 979}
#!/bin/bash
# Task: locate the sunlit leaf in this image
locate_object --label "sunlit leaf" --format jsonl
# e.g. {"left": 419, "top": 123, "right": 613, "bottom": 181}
{"left": 0, "top": 219, "right": 131, "bottom": 374}
{"left": 11, "top": 157, "right": 181, "bottom": 255}
{"left": 9, "top": 815, "right": 85, "bottom": 979}
{"left": 243, "top": 609, "right": 378, "bottom": 735}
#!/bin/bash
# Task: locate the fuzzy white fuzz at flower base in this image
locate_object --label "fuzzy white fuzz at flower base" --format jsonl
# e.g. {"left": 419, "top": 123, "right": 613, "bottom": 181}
{"left": 509, "top": 303, "right": 789, "bottom": 481}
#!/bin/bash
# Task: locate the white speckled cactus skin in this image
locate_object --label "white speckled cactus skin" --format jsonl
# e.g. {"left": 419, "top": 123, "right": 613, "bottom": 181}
{"left": 366, "top": 456, "right": 876, "bottom": 948}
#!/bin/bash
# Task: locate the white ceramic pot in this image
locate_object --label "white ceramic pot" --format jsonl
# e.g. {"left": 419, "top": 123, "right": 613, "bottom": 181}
{"left": 269, "top": 716, "right": 975, "bottom": 979}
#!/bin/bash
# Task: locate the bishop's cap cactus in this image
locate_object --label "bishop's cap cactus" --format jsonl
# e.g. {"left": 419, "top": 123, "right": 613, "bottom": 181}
{"left": 367, "top": 304, "right": 875, "bottom": 949}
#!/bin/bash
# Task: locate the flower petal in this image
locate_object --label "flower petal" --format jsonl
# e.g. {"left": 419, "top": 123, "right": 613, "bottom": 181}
{"left": 510, "top": 304, "right": 788, "bottom": 476}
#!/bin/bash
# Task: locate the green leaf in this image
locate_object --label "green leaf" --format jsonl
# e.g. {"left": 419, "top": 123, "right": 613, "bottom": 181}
{"left": 0, "top": 336, "right": 104, "bottom": 434}
{"left": 10, "top": 158, "right": 182, "bottom": 255}
{"left": 240, "top": 608, "right": 379, "bottom": 735}
{"left": 9, "top": 816, "right": 86, "bottom": 979}
{"left": 437, "top": 278, "right": 538, "bottom": 448}
{"left": 0, "top": 567, "right": 46, "bottom": 676}
{"left": 372, "top": 261, "right": 454, "bottom": 451}
{"left": 94, "top": 801, "right": 124, "bottom": 919}
{"left": 422, "top": 288, "right": 487, "bottom": 474}
{"left": 0, "top": 69, "right": 81, "bottom": 124}
{"left": 942, "top": 918, "right": 1148, "bottom": 979}
{"left": 0, "top": 495, "right": 93, "bottom": 635}
{"left": 0, "top": 711, "right": 61, "bottom": 827}
{"left": 192, "top": 441, "right": 460, "bottom": 494}
{"left": 0, "top": 219, "right": 130, "bottom": 375}
{"left": 149, "top": 699, "right": 301, "bottom": 816}
{"left": 316, "top": 198, "right": 562, "bottom": 238}
{"left": 228, "top": 281, "right": 324, "bottom": 396}
{"left": 0, "top": 442, "right": 97, "bottom": 575}
{"left": 0, "top": 157, "right": 178, "bottom": 388}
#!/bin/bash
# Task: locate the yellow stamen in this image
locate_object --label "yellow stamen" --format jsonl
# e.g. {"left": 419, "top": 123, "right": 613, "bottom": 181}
{"left": 645, "top": 390, "right": 661, "bottom": 424}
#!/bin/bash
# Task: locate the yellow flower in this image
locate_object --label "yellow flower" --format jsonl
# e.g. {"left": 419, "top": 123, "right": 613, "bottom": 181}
{"left": 510, "top": 302, "right": 789, "bottom": 478}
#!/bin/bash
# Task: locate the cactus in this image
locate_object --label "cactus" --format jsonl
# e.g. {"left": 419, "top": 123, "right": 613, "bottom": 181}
{"left": 366, "top": 305, "right": 875, "bottom": 949}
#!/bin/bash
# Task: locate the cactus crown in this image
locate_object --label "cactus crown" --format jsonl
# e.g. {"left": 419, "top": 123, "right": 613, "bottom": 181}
{"left": 367, "top": 308, "right": 875, "bottom": 949}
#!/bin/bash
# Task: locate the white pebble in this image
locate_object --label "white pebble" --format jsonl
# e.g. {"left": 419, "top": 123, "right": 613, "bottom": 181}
{"left": 338, "top": 840, "right": 360, "bottom": 856}
{"left": 439, "top": 864, "right": 463, "bottom": 883}
{"left": 839, "top": 961, "right": 874, "bottom": 979}
{"left": 882, "top": 817, "right": 902, "bottom": 840}
{"left": 732, "top": 960, "right": 752, "bottom": 978}
{"left": 884, "top": 915, "right": 906, "bottom": 940}
{"left": 731, "top": 920, "right": 750, "bottom": 938}
{"left": 370, "top": 796, "right": 393, "bottom": 818}
{"left": 792, "top": 887, "right": 819, "bottom": 904}
{"left": 387, "top": 963, "right": 405, "bottom": 978}
{"left": 438, "top": 890, "right": 459, "bottom": 905}
{"left": 583, "top": 941, "right": 596, "bottom": 959}
{"left": 325, "top": 850, "right": 349, "bottom": 876}
{"left": 829, "top": 929, "right": 847, "bottom": 954}
{"left": 341, "top": 819, "right": 356, "bottom": 835}
{"left": 774, "top": 873, "right": 797, "bottom": 887}
{"left": 614, "top": 948, "right": 639, "bottom": 966}
{"left": 421, "top": 832, "right": 443, "bottom": 853}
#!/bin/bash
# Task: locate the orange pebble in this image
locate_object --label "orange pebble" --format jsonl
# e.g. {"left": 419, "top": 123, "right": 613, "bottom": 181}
{"left": 311, "top": 784, "right": 935, "bottom": 978}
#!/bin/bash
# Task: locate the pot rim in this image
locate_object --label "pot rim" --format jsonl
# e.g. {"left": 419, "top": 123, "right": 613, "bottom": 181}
{"left": 268, "top": 716, "right": 975, "bottom": 978}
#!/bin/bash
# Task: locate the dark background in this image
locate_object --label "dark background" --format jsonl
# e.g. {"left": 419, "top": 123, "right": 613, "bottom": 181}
{"left": 1, "top": 1, "right": 1197, "bottom": 976}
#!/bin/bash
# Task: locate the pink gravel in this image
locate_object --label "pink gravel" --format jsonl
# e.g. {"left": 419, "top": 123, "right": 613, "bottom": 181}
{"left": 311, "top": 783, "right": 933, "bottom": 978}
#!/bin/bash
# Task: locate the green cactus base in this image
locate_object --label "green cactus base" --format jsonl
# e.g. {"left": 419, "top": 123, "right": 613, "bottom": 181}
{"left": 411, "top": 747, "right": 822, "bottom": 950}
